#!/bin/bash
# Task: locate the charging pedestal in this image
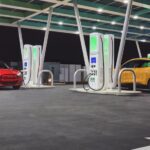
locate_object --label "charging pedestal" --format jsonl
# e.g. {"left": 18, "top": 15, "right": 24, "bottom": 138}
{"left": 103, "top": 34, "right": 114, "bottom": 89}
{"left": 89, "top": 33, "right": 104, "bottom": 90}
{"left": 31, "top": 45, "right": 41, "bottom": 85}
{"left": 88, "top": 33, "right": 114, "bottom": 91}
{"left": 22, "top": 44, "right": 54, "bottom": 89}
{"left": 23, "top": 45, "right": 32, "bottom": 85}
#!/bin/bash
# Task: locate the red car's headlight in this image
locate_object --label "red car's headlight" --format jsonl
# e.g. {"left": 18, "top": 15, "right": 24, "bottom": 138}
{"left": 17, "top": 72, "right": 22, "bottom": 77}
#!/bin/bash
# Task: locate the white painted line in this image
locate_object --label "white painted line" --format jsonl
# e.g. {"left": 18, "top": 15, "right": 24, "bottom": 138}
{"left": 132, "top": 146, "right": 150, "bottom": 150}
{"left": 145, "top": 137, "right": 150, "bottom": 140}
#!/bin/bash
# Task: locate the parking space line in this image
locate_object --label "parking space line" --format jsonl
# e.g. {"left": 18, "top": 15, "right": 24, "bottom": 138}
{"left": 132, "top": 146, "right": 150, "bottom": 150}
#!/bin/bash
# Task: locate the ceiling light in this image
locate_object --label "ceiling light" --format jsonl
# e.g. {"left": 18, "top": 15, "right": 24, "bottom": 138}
{"left": 92, "top": 26, "right": 97, "bottom": 30}
{"left": 97, "top": 8, "right": 103, "bottom": 13}
{"left": 75, "top": 31, "right": 79, "bottom": 34}
{"left": 111, "top": 21, "right": 116, "bottom": 25}
{"left": 42, "top": 27, "right": 46, "bottom": 30}
{"left": 58, "top": 21, "right": 63, "bottom": 25}
{"left": 133, "top": 15, "right": 138, "bottom": 20}
{"left": 140, "top": 39, "right": 146, "bottom": 42}
{"left": 123, "top": 0, "right": 128, "bottom": 4}
{"left": 140, "top": 26, "right": 144, "bottom": 30}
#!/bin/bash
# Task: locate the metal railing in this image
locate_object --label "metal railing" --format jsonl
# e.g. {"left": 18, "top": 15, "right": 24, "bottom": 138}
{"left": 73, "top": 69, "right": 87, "bottom": 88}
{"left": 37, "top": 70, "right": 54, "bottom": 86}
{"left": 118, "top": 68, "right": 136, "bottom": 93}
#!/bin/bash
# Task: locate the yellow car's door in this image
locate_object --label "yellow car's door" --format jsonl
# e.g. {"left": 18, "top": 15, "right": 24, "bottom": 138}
{"left": 121, "top": 60, "right": 141, "bottom": 84}
{"left": 121, "top": 70, "right": 134, "bottom": 84}
{"left": 121, "top": 60, "right": 150, "bottom": 86}
{"left": 121, "top": 59, "right": 150, "bottom": 88}
{"left": 137, "top": 61, "right": 150, "bottom": 86}
{"left": 133, "top": 67, "right": 143, "bottom": 85}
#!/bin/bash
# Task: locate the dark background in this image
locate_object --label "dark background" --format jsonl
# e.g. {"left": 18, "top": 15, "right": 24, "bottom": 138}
{"left": 0, "top": 26, "right": 150, "bottom": 65}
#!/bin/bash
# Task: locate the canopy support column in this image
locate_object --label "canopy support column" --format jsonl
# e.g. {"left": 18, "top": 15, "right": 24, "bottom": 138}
{"left": 73, "top": 0, "right": 90, "bottom": 73}
{"left": 112, "top": 0, "right": 133, "bottom": 88}
{"left": 40, "top": 7, "right": 53, "bottom": 72}
{"left": 18, "top": 25, "right": 24, "bottom": 62}
{"left": 136, "top": 41, "right": 142, "bottom": 58}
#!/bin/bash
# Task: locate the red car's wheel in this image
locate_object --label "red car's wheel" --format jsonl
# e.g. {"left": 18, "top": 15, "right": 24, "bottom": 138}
{"left": 13, "top": 86, "right": 20, "bottom": 90}
{"left": 147, "top": 80, "right": 150, "bottom": 89}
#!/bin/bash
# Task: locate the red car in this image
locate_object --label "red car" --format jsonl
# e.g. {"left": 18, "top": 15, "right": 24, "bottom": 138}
{"left": 0, "top": 62, "right": 23, "bottom": 89}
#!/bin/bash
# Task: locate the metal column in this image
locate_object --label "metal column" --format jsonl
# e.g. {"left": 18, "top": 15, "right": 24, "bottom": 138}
{"left": 39, "top": 7, "right": 53, "bottom": 72}
{"left": 136, "top": 41, "right": 142, "bottom": 58}
{"left": 112, "top": 0, "right": 133, "bottom": 88}
{"left": 73, "top": 0, "right": 90, "bottom": 73}
{"left": 18, "top": 25, "right": 24, "bottom": 62}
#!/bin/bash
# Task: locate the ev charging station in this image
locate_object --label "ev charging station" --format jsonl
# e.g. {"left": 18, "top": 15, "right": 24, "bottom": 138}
{"left": 72, "top": 32, "right": 141, "bottom": 95}
{"left": 22, "top": 44, "right": 53, "bottom": 88}
{"left": 88, "top": 33, "right": 114, "bottom": 91}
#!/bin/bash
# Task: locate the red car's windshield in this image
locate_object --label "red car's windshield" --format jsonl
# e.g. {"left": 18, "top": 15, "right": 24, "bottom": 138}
{"left": 0, "top": 62, "right": 9, "bottom": 69}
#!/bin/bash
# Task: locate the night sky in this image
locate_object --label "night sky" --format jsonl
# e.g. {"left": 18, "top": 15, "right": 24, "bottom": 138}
{"left": 0, "top": 26, "right": 150, "bottom": 65}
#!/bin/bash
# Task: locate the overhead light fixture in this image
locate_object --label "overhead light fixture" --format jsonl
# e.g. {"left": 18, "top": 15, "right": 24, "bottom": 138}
{"left": 97, "top": 8, "right": 103, "bottom": 13}
{"left": 58, "top": 21, "right": 63, "bottom": 25}
{"left": 42, "top": 27, "right": 46, "bottom": 30}
{"left": 111, "top": 21, "right": 116, "bottom": 25}
{"left": 123, "top": 0, "right": 128, "bottom": 4}
{"left": 133, "top": 15, "right": 138, "bottom": 20}
{"left": 140, "top": 26, "right": 144, "bottom": 30}
{"left": 75, "top": 31, "right": 79, "bottom": 34}
{"left": 92, "top": 26, "right": 97, "bottom": 30}
{"left": 140, "top": 39, "right": 146, "bottom": 42}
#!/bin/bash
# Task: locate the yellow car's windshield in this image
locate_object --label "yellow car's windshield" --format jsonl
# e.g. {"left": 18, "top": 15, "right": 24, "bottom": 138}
{"left": 122, "top": 60, "right": 150, "bottom": 68}
{"left": 142, "top": 61, "right": 150, "bottom": 67}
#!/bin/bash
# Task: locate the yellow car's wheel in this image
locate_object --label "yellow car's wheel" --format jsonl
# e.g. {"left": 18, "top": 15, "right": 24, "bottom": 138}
{"left": 147, "top": 80, "right": 150, "bottom": 89}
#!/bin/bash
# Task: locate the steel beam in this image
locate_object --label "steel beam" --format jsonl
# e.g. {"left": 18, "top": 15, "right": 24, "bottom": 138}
{"left": 0, "top": 22, "right": 150, "bottom": 43}
{"left": 0, "top": 13, "right": 149, "bottom": 38}
{"left": 73, "top": 0, "right": 89, "bottom": 73}
{"left": 0, "top": 0, "right": 149, "bottom": 27}
{"left": 0, "top": 0, "right": 148, "bottom": 39}
{"left": 39, "top": 7, "right": 53, "bottom": 72}
{"left": 39, "top": 0, "right": 150, "bottom": 23}
{"left": 112, "top": 0, "right": 133, "bottom": 88}
{"left": 115, "top": 0, "right": 150, "bottom": 9}
{"left": 0, "top": 5, "right": 148, "bottom": 31}
{"left": 136, "top": 41, "right": 142, "bottom": 58}
{"left": 17, "top": 25, "right": 24, "bottom": 62}
{"left": 12, "top": 0, "right": 71, "bottom": 24}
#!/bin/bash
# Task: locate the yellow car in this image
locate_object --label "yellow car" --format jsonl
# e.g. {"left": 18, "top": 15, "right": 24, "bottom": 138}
{"left": 121, "top": 58, "right": 150, "bottom": 89}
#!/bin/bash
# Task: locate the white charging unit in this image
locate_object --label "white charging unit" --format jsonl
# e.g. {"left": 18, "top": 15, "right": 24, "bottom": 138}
{"left": 89, "top": 33, "right": 104, "bottom": 90}
{"left": 31, "top": 45, "right": 42, "bottom": 85}
{"left": 23, "top": 44, "right": 32, "bottom": 85}
{"left": 103, "top": 34, "right": 114, "bottom": 89}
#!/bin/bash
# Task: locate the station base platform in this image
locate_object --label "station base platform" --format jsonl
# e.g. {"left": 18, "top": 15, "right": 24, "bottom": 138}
{"left": 22, "top": 84, "right": 55, "bottom": 89}
{"left": 70, "top": 88, "right": 142, "bottom": 96}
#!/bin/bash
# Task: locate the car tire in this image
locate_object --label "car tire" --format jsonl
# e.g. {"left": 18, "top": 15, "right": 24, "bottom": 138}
{"left": 147, "top": 80, "right": 150, "bottom": 89}
{"left": 13, "top": 86, "right": 20, "bottom": 90}
{"left": 128, "top": 84, "right": 133, "bottom": 90}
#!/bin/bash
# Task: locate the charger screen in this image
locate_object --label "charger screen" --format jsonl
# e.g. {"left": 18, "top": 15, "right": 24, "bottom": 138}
{"left": 91, "top": 57, "right": 96, "bottom": 63}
